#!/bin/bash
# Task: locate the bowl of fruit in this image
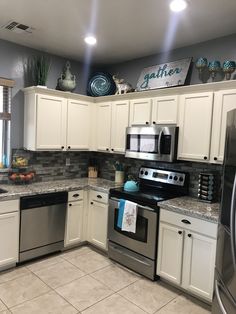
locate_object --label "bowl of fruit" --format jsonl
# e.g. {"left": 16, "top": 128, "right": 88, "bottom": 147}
{"left": 8, "top": 169, "right": 35, "bottom": 184}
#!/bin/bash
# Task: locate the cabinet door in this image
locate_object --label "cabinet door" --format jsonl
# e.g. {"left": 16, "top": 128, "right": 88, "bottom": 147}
{"left": 0, "top": 212, "right": 19, "bottom": 267}
{"left": 210, "top": 90, "right": 236, "bottom": 163}
{"left": 88, "top": 200, "right": 108, "bottom": 250}
{"left": 152, "top": 96, "right": 178, "bottom": 124}
{"left": 67, "top": 99, "right": 91, "bottom": 150}
{"left": 129, "top": 98, "right": 152, "bottom": 125}
{"left": 111, "top": 100, "right": 129, "bottom": 153}
{"left": 177, "top": 92, "right": 213, "bottom": 162}
{"left": 64, "top": 200, "right": 84, "bottom": 247}
{"left": 96, "top": 102, "right": 112, "bottom": 152}
{"left": 157, "top": 222, "right": 184, "bottom": 285}
{"left": 36, "top": 94, "right": 67, "bottom": 150}
{"left": 182, "top": 231, "right": 216, "bottom": 301}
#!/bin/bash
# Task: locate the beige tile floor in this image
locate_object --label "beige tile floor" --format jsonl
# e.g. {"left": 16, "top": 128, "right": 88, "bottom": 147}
{"left": 0, "top": 246, "right": 211, "bottom": 314}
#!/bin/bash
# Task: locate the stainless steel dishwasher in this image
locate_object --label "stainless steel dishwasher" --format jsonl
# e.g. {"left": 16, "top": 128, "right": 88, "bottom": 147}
{"left": 19, "top": 191, "right": 68, "bottom": 262}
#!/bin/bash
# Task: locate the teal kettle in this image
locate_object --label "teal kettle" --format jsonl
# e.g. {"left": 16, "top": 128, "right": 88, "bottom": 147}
{"left": 124, "top": 176, "right": 139, "bottom": 192}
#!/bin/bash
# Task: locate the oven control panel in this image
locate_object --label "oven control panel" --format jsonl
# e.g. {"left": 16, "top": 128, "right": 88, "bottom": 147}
{"left": 139, "top": 167, "right": 186, "bottom": 186}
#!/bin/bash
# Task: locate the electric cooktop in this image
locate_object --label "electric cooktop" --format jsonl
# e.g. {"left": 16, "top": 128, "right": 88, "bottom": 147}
{"left": 110, "top": 167, "right": 189, "bottom": 208}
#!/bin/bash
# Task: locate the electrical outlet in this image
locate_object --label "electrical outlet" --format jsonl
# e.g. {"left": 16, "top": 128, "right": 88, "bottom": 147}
{"left": 66, "top": 158, "right": 70, "bottom": 166}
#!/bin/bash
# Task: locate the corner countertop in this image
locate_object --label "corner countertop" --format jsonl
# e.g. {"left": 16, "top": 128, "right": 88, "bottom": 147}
{"left": 159, "top": 196, "right": 220, "bottom": 223}
{"left": 0, "top": 178, "right": 120, "bottom": 201}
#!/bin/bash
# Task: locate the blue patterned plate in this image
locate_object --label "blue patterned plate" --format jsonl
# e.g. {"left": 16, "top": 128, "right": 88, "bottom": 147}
{"left": 87, "top": 72, "right": 116, "bottom": 97}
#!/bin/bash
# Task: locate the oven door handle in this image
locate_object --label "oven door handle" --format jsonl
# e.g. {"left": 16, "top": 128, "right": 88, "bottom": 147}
{"left": 110, "top": 198, "right": 155, "bottom": 212}
{"left": 158, "top": 129, "right": 164, "bottom": 155}
{"left": 137, "top": 204, "right": 156, "bottom": 212}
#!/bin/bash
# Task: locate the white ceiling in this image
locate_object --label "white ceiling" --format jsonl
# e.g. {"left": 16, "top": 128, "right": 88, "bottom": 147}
{"left": 0, "top": 0, "right": 236, "bottom": 64}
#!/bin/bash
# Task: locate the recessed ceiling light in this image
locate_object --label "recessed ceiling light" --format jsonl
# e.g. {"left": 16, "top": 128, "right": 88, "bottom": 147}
{"left": 84, "top": 36, "right": 97, "bottom": 46}
{"left": 169, "top": 0, "right": 187, "bottom": 12}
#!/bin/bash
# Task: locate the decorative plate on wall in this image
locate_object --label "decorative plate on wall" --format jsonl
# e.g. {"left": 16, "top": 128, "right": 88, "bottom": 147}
{"left": 87, "top": 72, "right": 116, "bottom": 96}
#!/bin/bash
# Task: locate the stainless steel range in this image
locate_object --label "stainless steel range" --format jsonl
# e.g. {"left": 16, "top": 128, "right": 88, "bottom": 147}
{"left": 108, "top": 167, "right": 188, "bottom": 280}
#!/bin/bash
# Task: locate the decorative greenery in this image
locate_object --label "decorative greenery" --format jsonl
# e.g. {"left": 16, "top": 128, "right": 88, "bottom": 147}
{"left": 114, "top": 161, "right": 124, "bottom": 171}
{"left": 32, "top": 55, "right": 51, "bottom": 86}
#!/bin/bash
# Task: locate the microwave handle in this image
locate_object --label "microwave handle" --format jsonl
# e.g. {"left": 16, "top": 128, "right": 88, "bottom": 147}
{"left": 158, "top": 129, "right": 164, "bottom": 155}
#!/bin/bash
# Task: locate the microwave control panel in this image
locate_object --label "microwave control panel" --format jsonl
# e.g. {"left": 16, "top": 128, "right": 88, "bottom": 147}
{"left": 139, "top": 167, "right": 186, "bottom": 186}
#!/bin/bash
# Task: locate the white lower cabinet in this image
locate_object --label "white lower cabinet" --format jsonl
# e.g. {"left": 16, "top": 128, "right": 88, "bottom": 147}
{"left": 87, "top": 191, "right": 108, "bottom": 251}
{"left": 0, "top": 200, "right": 19, "bottom": 269}
{"left": 182, "top": 230, "right": 216, "bottom": 300}
{"left": 157, "top": 209, "right": 217, "bottom": 302}
{"left": 157, "top": 223, "right": 184, "bottom": 285}
{"left": 65, "top": 190, "right": 84, "bottom": 247}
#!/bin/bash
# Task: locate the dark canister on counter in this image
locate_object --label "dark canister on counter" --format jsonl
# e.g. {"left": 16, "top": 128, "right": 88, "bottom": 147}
{"left": 198, "top": 172, "right": 219, "bottom": 203}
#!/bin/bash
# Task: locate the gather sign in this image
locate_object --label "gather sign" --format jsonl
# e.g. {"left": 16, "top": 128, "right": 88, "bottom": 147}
{"left": 136, "top": 58, "right": 192, "bottom": 91}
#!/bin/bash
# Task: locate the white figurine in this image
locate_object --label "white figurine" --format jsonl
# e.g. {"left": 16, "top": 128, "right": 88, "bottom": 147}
{"left": 112, "top": 75, "right": 133, "bottom": 94}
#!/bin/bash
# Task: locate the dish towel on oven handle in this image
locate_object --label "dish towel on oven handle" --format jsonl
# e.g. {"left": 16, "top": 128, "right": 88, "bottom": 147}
{"left": 121, "top": 200, "right": 137, "bottom": 233}
{"left": 117, "top": 199, "right": 126, "bottom": 229}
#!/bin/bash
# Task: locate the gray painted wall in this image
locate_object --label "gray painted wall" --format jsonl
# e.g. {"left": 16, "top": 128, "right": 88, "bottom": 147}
{"left": 0, "top": 39, "right": 89, "bottom": 149}
{"left": 102, "top": 33, "right": 236, "bottom": 88}
{"left": 1, "top": 33, "right": 236, "bottom": 149}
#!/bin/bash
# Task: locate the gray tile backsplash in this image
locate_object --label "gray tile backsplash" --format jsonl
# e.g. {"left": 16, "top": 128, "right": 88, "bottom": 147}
{"left": 4, "top": 149, "right": 222, "bottom": 199}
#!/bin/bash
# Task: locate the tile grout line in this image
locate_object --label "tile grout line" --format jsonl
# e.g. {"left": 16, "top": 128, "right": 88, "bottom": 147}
{"left": 14, "top": 269, "right": 80, "bottom": 313}
{"left": 116, "top": 290, "right": 151, "bottom": 314}
{"left": 52, "top": 288, "right": 82, "bottom": 313}
{"left": 0, "top": 268, "right": 30, "bottom": 287}
{"left": 54, "top": 273, "right": 116, "bottom": 313}
{"left": 0, "top": 247, "right": 106, "bottom": 313}
{"left": 153, "top": 293, "right": 183, "bottom": 313}
{"left": 89, "top": 268, "right": 142, "bottom": 294}
{"left": 0, "top": 295, "right": 10, "bottom": 311}
{"left": 0, "top": 270, "right": 51, "bottom": 311}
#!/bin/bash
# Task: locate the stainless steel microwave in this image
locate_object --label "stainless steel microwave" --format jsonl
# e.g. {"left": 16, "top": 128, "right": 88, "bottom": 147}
{"left": 125, "top": 125, "right": 178, "bottom": 162}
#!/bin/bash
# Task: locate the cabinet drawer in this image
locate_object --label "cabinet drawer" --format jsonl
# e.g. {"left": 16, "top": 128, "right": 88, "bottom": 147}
{"left": 160, "top": 209, "right": 217, "bottom": 238}
{"left": 68, "top": 190, "right": 83, "bottom": 202}
{"left": 0, "top": 199, "right": 19, "bottom": 215}
{"left": 90, "top": 190, "right": 108, "bottom": 204}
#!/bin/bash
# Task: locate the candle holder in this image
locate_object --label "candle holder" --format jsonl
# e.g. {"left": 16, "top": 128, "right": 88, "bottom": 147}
{"left": 195, "top": 57, "right": 208, "bottom": 83}
{"left": 208, "top": 61, "right": 221, "bottom": 82}
{"left": 222, "top": 61, "right": 236, "bottom": 80}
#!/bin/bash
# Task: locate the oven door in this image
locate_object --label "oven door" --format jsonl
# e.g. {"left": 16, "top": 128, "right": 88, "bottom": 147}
{"left": 108, "top": 198, "right": 158, "bottom": 260}
{"left": 125, "top": 125, "right": 178, "bottom": 162}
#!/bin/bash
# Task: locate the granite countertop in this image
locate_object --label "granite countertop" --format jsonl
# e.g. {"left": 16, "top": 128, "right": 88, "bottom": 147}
{"left": 0, "top": 178, "right": 121, "bottom": 201}
{"left": 159, "top": 196, "right": 220, "bottom": 223}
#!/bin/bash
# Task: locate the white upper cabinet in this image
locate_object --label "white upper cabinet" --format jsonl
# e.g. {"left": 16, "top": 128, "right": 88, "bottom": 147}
{"left": 210, "top": 89, "right": 236, "bottom": 163}
{"left": 111, "top": 100, "right": 129, "bottom": 153}
{"left": 129, "top": 98, "right": 152, "bottom": 125}
{"left": 152, "top": 96, "right": 178, "bottom": 125}
{"left": 67, "top": 99, "right": 91, "bottom": 150}
{"left": 36, "top": 94, "right": 67, "bottom": 150}
{"left": 177, "top": 92, "right": 213, "bottom": 162}
{"left": 24, "top": 89, "right": 92, "bottom": 151}
{"left": 96, "top": 102, "right": 112, "bottom": 152}
{"left": 96, "top": 100, "right": 129, "bottom": 153}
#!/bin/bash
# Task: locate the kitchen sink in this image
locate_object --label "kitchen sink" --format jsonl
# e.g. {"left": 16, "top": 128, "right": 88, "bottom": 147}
{"left": 0, "top": 188, "right": 7, "bottom": 194}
